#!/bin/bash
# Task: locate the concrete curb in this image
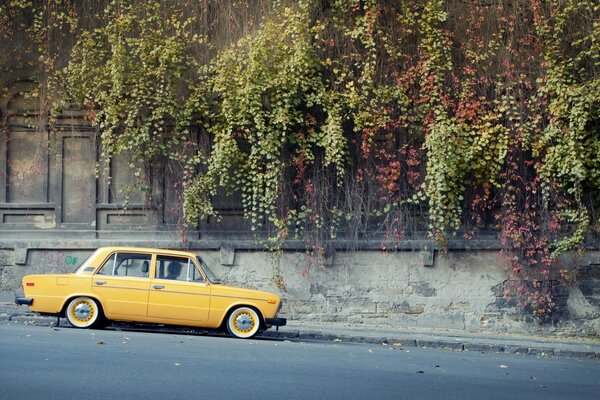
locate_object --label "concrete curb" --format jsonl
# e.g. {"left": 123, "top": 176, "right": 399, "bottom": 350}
{"left": 261, "top": 330, "right": 600, "bottom": 359}
{"left": 2, "top": 306, "right": 599, "bottom": 360}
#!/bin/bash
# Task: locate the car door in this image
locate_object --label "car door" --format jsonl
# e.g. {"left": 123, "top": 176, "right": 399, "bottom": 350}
{"left": 147, "top": 254, "right": 211, "bottom": 322}
{"left": 92, "top": 252, "right": 152, "bottom": 318}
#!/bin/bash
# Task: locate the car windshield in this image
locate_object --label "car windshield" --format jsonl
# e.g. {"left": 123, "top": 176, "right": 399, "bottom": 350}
{"left": 196, "top": 256, "right": 221, "bottom": 284}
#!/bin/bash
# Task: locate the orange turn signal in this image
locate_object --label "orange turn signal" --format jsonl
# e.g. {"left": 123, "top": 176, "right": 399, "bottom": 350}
{"left": 267, "top": 299, "right": 276, "bottom": 304}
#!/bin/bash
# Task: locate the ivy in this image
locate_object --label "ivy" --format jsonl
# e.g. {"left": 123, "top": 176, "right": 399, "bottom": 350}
{"left": 533, "top": 0, "right": 600, "bottom": 257}
{"left": 4, "top": 0, "right": 600, "bottom": 315}
{"left": 64, "top": 0, "right": 208, "bottom": 173}
{"left": 184, "top": 3, "right": 347, "bottom": 233}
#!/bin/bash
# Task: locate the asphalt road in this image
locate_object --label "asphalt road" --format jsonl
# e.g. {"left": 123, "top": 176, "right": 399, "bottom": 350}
{"left": 0, "top": 324, "right": 598, "bottom": 400}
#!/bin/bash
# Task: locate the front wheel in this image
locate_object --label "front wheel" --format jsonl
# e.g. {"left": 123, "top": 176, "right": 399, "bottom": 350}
{"left": 226, "top": 307, "right": 261, "bottom": 339}
{"left": 65, "top": 297, "right": 103, "bottom": 328}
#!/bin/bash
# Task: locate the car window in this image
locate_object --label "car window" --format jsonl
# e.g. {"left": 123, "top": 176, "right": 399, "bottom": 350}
{"left": 156, "top": 255, "right": 204, "bottom": 283}
{"left": 96, "top": 253, "right": 151, "bottom": 278}
{"left": 73, "top": 249, "right": 101, "bottom": 274}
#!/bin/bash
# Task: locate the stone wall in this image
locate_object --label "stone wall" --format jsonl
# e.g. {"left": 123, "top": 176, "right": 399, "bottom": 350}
{"left": 2, "top": 7, "right": 598, "bottom": 338}
{"left": 1, "top": 242, "right": 598, "bottom": 336}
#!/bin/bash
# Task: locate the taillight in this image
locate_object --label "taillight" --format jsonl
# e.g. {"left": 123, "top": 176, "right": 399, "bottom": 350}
{"left": 25, "top": 282, "right": 34, "bottom": 287}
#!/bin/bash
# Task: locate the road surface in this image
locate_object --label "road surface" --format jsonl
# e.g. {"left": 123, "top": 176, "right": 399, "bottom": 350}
{"left": 0, "top": 323, "right": 598, "bottom": 400}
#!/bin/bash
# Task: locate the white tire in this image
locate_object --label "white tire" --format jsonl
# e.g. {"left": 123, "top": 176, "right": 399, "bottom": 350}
{"left": 65, "top": 297, "right": 102, "bottom": 328}
{"left": 226, "top": 307, "right": 261, "bottom": 339}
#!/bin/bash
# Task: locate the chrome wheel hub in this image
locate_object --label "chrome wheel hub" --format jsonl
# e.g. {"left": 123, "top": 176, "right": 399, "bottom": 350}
{"left": 234, "top": 313, "right": 253, "bottom": 331}
{"left": 74, "top": 303, "right": 92, "bottom": 320}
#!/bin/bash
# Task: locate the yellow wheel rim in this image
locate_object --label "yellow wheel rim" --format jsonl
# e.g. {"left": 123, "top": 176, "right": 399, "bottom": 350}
{"left": 230, "top": 309, "right": 257, "bottom": 335}
{"left": 69, "top": 298, "right": 96, "bottom": 326}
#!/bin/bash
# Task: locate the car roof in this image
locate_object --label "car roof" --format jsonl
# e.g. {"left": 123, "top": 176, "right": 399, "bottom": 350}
{"left": 95, "top": 246, "right": 199, "bottom": 258}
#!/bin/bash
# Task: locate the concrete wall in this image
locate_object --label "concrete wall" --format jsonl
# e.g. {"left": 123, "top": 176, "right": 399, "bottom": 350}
{"left": 1, "top": 243, "right": 599, "bottom": 336}
{"left": 0, "top": 59, "right": 598, "bottom": 338}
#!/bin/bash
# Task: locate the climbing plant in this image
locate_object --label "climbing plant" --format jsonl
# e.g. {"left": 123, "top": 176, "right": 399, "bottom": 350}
{"left": 63, "top": 0, "right": 209, "bottom": 175}
{"left": 184, "top": 3, "right": 348, "bottom": 236}
{"left": 2, "top": 0, "right": 599, "bottom": 316}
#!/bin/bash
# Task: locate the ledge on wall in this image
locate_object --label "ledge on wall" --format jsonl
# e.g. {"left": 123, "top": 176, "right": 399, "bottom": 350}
{"left": 0, "top": 230, "right": 512, "bottom": 270}
{"left": 0, "top": 231, "right": 505, "bottom": 252}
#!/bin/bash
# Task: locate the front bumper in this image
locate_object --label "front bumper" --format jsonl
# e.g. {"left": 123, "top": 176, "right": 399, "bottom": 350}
{"left": 15, "top": 297, "right": 33, "bottom": 306}
{"left": 265, "top": 317, "right": 287, "bottom": 327}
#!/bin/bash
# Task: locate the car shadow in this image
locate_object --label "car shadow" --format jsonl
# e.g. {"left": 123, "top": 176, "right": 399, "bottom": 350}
{"left": 57, "top": 320, "right": 286, "bottom": 342}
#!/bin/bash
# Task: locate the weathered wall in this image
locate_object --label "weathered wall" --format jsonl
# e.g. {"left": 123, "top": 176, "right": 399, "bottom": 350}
{"left": 1, "top": 244, "right": 599, "bottom": 336}
{"left": 0, "top": 75, "right": 598, "bottom": 336}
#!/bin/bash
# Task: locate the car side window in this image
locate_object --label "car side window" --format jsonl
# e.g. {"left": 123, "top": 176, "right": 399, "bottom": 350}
{"left": 96, "top": 253, "right": 151, "bottom": 278}
{"left": 156, "top": 255, "right": 204, "bottom": 283}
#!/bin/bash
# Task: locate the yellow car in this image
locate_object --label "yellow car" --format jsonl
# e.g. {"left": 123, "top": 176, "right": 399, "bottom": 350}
{"left": 15, "top": 246, "right": 286, "bottom": 339}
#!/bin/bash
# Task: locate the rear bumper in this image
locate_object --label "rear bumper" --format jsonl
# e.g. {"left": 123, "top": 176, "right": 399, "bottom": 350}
{"left": 265, "top": 317, "right": 287, "bottom": 327}
{"left": 15, "top": 297, "right": 33, "bottom": 306}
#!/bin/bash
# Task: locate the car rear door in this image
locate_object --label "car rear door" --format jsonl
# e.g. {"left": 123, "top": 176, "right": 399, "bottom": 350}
{"left": 147, "top": 254, "right": 211, "bottom": 322}
{"left": 92, "top": 252, "right": 152, "bottom": 318}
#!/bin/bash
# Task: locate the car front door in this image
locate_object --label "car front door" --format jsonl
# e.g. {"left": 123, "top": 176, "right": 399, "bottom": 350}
{"left": 92, "top": 252, "right": 152, "bottom": 318}
{"left": 147, "top": 255, "right": 211, "bottom": 322}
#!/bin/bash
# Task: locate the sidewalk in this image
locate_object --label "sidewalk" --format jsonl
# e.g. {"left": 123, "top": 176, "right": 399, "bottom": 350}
{"left": 2, "top": 302, "right": 598, "bottom": 359}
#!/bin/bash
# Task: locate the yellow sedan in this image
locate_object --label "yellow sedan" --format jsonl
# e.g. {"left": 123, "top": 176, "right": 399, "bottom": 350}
{"left": 15, "top": 246, "right": 286, "bottom": 339}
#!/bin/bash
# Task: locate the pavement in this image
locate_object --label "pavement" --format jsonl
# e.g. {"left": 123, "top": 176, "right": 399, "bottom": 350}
{"left": 1, "top": 302, "right": 599, "bottom": 359}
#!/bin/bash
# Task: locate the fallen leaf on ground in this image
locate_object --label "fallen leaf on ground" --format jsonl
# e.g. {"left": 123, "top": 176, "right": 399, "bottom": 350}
{"left": 499, "top": 364, "right": 508, "bottom": 369}
{"left": 96, "top": 340, "right": 105, "bottom": 345}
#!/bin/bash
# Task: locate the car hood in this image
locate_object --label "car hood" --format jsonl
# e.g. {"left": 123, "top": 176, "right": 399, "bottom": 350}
{"left": 210, "top": 283, "right": 280, "bottom": 301}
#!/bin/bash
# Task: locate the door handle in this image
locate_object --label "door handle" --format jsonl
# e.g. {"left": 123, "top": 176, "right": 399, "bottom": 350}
{"left": 95, "top": 280, "right": 106, "bottom": 285}
{"left": 153, "top": 284, "right": 164, "bottom": 289}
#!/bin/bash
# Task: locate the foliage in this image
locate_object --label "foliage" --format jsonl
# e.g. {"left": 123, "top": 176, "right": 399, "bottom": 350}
{"left": 63, "top": 0, "right": 208, "bottom": 173}
{"left": 2, "top": 0, "right": 600, "bottom": 315}
{"left": 184, "top": 4, "right": 347, "bottom": 235}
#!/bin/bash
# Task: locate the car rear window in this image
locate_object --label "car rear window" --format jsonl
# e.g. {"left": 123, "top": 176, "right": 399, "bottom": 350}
{"left": 96, "top": 253, "right": 152, "bottom": 278}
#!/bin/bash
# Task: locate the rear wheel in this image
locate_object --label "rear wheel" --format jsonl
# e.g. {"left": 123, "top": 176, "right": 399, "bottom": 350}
{"left": 65, "top": 297, "right": 104, "bottom": 329}
{"left": 226, "top": 307, "right": 261, "bottom": 339}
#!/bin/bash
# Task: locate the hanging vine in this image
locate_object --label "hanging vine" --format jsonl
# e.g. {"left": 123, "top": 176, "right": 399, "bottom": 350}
{"left": 184, "top": 3, "right": 348, "bottom": 236}
{"left": 2, "top": 0, "right": 599, "bottom": 315}
{"left": 63, "top": 0, "right": 209, "bottom": 173}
